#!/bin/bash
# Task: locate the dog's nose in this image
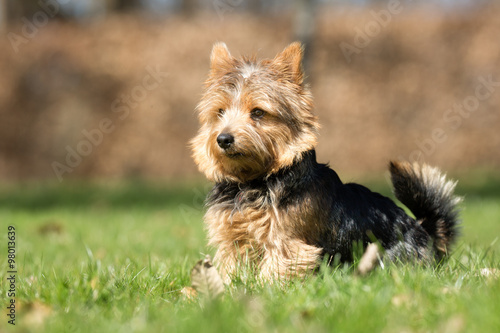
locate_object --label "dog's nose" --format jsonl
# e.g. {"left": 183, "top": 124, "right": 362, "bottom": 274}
{"left": 217, "top": 133, "right": 234, "bottom": 149}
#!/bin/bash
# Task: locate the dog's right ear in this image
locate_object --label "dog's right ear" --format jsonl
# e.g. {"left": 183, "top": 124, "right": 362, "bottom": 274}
{"left": 210, "top": 42, "right": 232, "bottom": 73}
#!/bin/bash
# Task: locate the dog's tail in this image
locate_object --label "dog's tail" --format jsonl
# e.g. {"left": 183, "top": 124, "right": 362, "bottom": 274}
{"left": 389, "top": 161, "right": 462, "bottom": 258}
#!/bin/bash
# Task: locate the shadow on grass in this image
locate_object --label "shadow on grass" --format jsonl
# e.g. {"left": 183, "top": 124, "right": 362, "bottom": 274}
{"left": 0, "top": 179, "right": 212, "bottom": 211}
{"left": 0, "top": 171, "right": 498, "bottom": 211}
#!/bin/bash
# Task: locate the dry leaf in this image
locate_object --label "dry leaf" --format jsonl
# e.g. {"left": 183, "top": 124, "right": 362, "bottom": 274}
{"left": 180, "top": 286, "right": 198, "bottom": 301}
{"left": 480, "top": 268, "right": 500, "bottom": 279}
{"left": 441, "top": 315, "right": 466, "bottom": 333}
{"left": 20, "top": 301, "right": 52, "bottom": 326}
{"left": 191, "top": 255, "right": 224, "bottom": 299}
{"left": 38, "top": 220, "right": 63, "bottom": 235}
{"left": 90, "top": 277, "right": 99, "bottom": 290}
{"left": 441, "top": 287, "right": 456, "bottom": 295}
{"left": 356, "top": 243, "right": 382, "bottom": 276}
{"left": 391, "top": 293, "right": 411, "bottom": 308}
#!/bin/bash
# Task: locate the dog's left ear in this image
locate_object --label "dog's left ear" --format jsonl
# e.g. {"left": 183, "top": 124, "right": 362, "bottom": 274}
{"left": 271, "top": 42, "right": 305, "bottom": 85}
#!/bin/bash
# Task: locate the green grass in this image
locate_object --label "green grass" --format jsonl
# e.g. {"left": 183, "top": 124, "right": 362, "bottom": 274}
{"left": 1, "top": 173, "right": 499, "bottom": 333}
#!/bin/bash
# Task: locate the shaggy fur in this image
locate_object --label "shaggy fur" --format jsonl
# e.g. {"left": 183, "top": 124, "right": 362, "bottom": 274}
{"left": 191, "top": 42, "right": 461, "bottom": 281}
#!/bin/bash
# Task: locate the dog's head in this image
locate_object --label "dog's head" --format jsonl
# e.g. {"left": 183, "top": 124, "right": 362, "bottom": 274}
{"left": 191, "top": 42, "right": 319, "bottom": 183}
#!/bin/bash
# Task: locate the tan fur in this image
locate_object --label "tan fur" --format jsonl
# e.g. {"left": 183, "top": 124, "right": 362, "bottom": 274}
{"left": 191, "top": 42, "right": 319, "bottom": 184}
{"left": 193, "top": 43, "right": 460, "bottom": 281}
{"left": 191, "top": 42, "right": 323, "bottom": 280}
{"left": 205, "top": 195, "right": 323, "bottom": 281}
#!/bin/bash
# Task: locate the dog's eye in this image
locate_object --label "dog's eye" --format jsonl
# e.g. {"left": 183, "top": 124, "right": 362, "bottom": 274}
{"left": 251, "top": 108, "right": 265, "bottom": 120}
{"left": 217, "top": 109, "right": 225, "bottom": 117}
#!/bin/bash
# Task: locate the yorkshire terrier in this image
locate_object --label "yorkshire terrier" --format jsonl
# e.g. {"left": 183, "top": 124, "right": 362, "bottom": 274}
{"left": 191, "top": 42, "right": 461, "bottom": 281}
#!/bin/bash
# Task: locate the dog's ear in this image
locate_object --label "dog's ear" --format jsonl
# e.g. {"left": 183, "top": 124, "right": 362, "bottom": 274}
{"left": 210, "top": 42, "right": 232, "bottom": 73}
{"left": 271, "top": 42, "right": 304, "bottom": 85}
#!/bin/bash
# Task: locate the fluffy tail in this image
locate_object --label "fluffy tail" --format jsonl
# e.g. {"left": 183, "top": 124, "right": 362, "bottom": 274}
{"left": 389, "top": 161, "right": 462, "bottom": 257}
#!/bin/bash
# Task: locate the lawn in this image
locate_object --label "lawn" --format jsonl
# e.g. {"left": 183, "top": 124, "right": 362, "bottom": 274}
{"left": 1, "top": 173, "right": 499, "bottom": 333}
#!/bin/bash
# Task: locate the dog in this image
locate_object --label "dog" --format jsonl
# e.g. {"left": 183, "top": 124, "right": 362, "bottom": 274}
{"left": 191, "top": 42, "right": 461, "bottom": 281}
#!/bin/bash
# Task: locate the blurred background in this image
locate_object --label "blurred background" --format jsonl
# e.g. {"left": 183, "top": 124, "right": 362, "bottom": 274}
{"left": 1, "top": 0, "right": 499, "bottom": 183}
